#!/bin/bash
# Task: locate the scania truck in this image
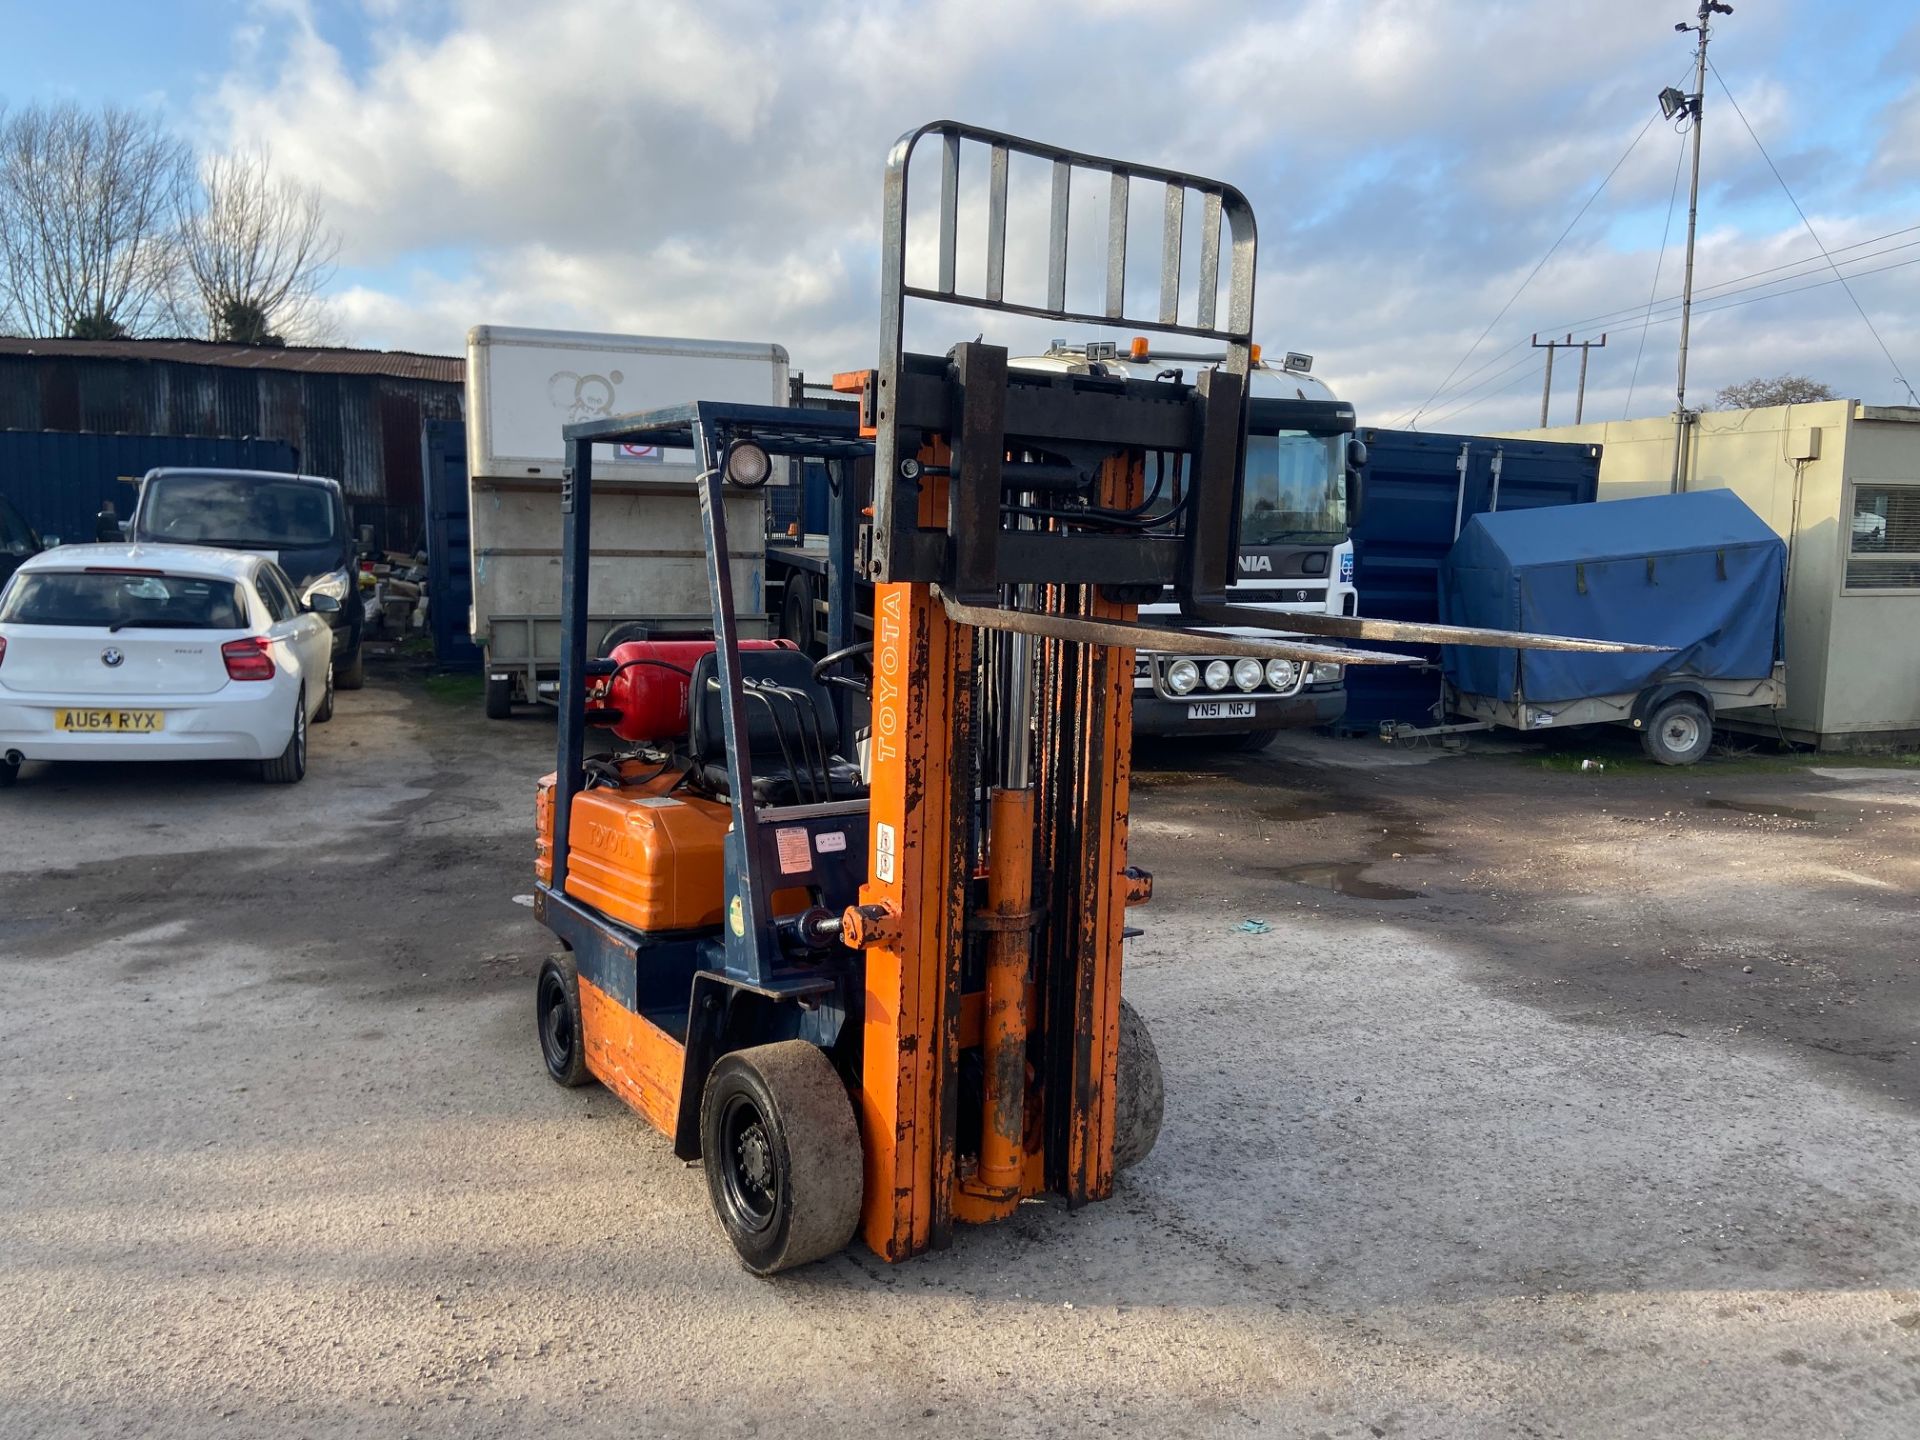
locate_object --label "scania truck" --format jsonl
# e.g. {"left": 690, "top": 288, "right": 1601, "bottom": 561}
{"left": 1010, "top": 340, "right": 1362, "bottom": 748}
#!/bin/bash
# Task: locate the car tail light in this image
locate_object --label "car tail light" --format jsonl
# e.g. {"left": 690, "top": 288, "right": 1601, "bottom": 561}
{"left": 222, "top": 636, "right": 275, "bottom": 681}
{"left": 0, "top": 635, "right": 7, "bottom": 670}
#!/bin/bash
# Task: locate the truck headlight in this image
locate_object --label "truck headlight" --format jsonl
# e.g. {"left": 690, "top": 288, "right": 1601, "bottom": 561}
{"left": 304, "top": 568, "right": 353, "bottom": 605}
{"left": 1204, "top": 660, "right": 1231, "bottom": 691}
{"left": 1232, "top": 658, "right": 1263, "bottom": 692}
{"left": 1266, "top": 659, "right": 1299, "bottom": 690}
{"left": 1165, "top": 658, "right": 1200, "bottom": 695}
{"left": 1309, "top": 661, "right": 1343, "bottom": 685}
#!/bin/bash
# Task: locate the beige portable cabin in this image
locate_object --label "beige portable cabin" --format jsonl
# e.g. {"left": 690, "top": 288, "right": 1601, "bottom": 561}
{"left": 1503, "top": 401, "right": 1920, "bottom": 750}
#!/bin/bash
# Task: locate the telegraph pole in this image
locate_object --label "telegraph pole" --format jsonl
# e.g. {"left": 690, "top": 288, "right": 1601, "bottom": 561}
{"left": 1573, "top": 332, "right": 1607, "bottom": 423}
{"left": 1532, "top": 333, "right": 1608, "bottom": 426}
{"left": 1666, "top": 0, "right": 1733, "bottom": 489}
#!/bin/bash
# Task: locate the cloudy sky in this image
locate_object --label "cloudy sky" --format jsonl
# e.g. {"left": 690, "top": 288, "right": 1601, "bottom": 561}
{"left": 7, "top": 0, "right": 1920, "bottom": 430}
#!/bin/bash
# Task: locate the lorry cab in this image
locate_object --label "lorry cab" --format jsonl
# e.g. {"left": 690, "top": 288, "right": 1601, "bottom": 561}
{"left": 1009, "top": 341, "right": 1363, "bottom": 742}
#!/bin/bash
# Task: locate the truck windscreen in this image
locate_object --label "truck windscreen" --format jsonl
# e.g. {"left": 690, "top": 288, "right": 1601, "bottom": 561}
{"left": 1241, "top": 431, "right": 1347, "bottom": 545}
{"left": 141, "top": 474, "right": 336, "bottom": 549}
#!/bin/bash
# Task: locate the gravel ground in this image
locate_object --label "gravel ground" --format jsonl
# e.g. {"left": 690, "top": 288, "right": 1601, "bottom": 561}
{"left": 3, "top": 669, "right": 1918, "bottom": 1438}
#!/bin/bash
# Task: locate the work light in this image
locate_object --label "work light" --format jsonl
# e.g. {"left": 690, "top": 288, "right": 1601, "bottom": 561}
{"left": 725, "top": 440, "right": 773, "bottom": 488}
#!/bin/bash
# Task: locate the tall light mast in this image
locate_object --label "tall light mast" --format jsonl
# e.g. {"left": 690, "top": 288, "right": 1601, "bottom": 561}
{"left": 1662, "top": 0, "right": 1733, "bottom": 491}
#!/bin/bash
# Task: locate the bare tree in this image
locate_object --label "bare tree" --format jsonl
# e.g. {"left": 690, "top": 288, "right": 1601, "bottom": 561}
{"left": 173, "top": 147, "right": 339, "bottom": 345}
{"left": 0, "top": 102, "right": 191, "bottom": 337}
{"left": 1711, "top": 374, "right": 1840, "bottom": 411}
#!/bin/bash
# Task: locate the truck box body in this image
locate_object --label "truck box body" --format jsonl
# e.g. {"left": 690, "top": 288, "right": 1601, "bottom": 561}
{"left": 465, "top": 328, "right": 784, "bottom": 695}
{"left": 1440, "top": 490, "right": 1785, "bottom": 702}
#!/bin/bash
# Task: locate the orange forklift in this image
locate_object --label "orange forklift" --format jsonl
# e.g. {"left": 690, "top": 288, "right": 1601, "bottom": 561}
{"left": 530, "top": 122, "right": 1654, "bottom": 1273}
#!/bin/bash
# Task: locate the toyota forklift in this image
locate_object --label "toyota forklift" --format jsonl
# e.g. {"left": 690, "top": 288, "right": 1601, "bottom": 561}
{"left": 529, "top": 121, "right": 1656, "bottom": 1273}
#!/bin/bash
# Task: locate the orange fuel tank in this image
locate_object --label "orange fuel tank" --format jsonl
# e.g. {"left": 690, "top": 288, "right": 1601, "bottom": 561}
{"left": 536, "top": 765, "right": 732, "bottom": 933}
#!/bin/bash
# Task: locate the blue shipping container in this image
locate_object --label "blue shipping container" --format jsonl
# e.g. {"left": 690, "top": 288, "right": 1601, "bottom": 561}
{"left": 421, "top": 418, "right": 483, "bottom": 671}
{"left": 0, "top": 430, "right": 296, "bottom": 549}
{"left": 1344, "top": 428, "right": 1601, "bottom": 731}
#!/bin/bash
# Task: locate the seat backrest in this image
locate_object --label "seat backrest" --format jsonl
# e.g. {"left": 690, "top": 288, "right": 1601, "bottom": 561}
{"left": 687, "top": 648, "right": 843, "bottom": 764}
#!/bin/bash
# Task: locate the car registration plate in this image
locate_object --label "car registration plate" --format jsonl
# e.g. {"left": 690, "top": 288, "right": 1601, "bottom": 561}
{"left": 55, "top": 708, "right": 164, "bottom": 733}
{"left": 1187, "top": 700, "right": 1257, "bottom": 720}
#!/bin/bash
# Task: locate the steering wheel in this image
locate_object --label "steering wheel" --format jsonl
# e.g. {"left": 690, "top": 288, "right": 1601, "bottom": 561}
{"left": 812, "top": 640, "right": 874, "bottom": 698}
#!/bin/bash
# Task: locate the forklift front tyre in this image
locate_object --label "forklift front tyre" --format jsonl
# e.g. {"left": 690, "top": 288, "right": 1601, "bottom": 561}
{"left": 1113, "top": 998, "right": 1165, "bottom": 1172}
{"left": 537, "top": 954, "right": 593, "bottom": 1088}
{"left": 700, "top": 1041, "right": 863, "bottom": 1275}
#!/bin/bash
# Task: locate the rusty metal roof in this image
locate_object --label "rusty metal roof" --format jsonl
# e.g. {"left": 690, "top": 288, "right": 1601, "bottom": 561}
{"left": 0, "top": 336, "right": 463, "bottom": 384}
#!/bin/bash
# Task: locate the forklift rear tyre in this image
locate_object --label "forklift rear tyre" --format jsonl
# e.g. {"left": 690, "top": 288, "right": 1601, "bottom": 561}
{"left": 485, "top": 672, "right": 514, "bottom": 720}
{"left": 537, "top": 954, "right": 592, "bottom": 1088}
{"left": 1113, "top": 999, "right": 1165, "bottom": 1172}
{"left": 700, "top": 1041, "right": 862, "bottom": 1275}
{"left": 1641, "top": 697, "right": 1712, "bottom": 766}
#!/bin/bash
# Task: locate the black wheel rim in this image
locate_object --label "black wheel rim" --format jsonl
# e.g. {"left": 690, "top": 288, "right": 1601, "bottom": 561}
{"left": 538, "top": 971, "right": 574, "bottom": 1077}
{"left": 716, "top": 1092, "right": 779, "bottom": 1234}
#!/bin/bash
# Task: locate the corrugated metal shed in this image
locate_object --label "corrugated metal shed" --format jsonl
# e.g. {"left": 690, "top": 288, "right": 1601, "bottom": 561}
{"left": 0, "top": 337, "right": 462, "bottom": 383}
{"left": 0, "top": 339, "right": 463, "bottom": 548}
{"left": 0, "top": 431, "right": 298, "bottom": 545}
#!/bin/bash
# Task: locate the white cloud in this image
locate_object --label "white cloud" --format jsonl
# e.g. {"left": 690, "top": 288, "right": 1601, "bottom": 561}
{"left": 207, "top": 0, "right": 1920, "bottom": 423}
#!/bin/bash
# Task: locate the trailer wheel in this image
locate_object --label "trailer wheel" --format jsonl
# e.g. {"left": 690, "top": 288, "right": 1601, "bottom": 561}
{"left": 537, "top": 954, "right": 592, "bottom": 1088}
{"left": 485, "top": 672, "right": 513, "bottom": 720}
{"left": 1642, "top": 697, "right": 1712, "bottom": 766}
{"left": 700, "top": 1041, "right": 862, "bottom": 1275}
{"left": 1113, "top": 998, "right": 1165, "bottom": 1172}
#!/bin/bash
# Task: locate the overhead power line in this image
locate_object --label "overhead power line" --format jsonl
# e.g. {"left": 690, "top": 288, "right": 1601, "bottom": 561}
{"left": 1627, "top": 133, "right": 1693, "bottom": 417}
{"left": 1708, "top": 57, "right": 1919, "bottom": 405}
{"left": 1398, "top": 106, "right": 1666, "bottom": 428}
{"left": 1425, "top": 248, "right": 1920, "bottom": 427}
{"left": 1416, "top": 224, "right": 1920, "bottom": 417}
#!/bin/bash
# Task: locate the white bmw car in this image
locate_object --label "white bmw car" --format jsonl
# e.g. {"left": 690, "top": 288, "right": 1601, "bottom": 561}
{"left": 0, "top": 544, "right": 336, "bottom": 786}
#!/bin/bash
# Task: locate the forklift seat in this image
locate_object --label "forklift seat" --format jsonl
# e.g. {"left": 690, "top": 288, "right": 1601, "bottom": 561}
{"left": 687, "top": 649, "right": 866, "bottom": 806}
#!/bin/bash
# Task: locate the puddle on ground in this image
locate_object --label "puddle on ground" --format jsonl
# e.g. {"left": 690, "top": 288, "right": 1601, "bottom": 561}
{"left": 1260, "top": 861, "right": 1423, "bottom": 901}
{"left": 1701, "top": 798, "right": 1842, "bottom": 825}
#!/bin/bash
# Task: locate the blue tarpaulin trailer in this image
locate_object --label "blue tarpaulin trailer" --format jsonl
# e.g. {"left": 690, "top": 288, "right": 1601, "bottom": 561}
{"left": 1435, "top": 490, "right": 1787, "bottom": 763}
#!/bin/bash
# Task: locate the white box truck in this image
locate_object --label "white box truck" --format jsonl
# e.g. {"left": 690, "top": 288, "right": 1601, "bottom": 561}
{"left": 465, "top": 326, "right": 786, "bottom": 717}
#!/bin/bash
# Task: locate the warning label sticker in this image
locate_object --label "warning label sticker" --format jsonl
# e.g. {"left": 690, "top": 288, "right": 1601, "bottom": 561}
{"left": 875, "top": 823, "right": 897, "bottom": 883}
{"left": 775, "top": 826, "right": 812, "bottom": 874}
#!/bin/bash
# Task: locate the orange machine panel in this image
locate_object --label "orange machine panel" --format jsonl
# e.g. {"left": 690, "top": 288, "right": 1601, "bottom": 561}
{"left": 536, "top": 768, "right": 733, "bottom": 933}
{"left": 577, "top": 975, "right": 684, "bottom": 1133}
